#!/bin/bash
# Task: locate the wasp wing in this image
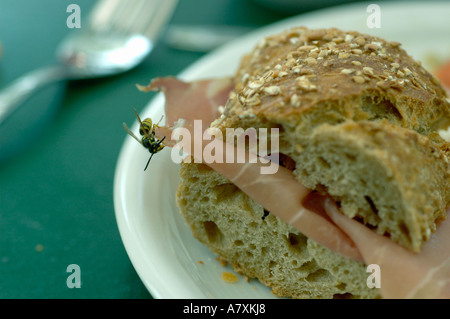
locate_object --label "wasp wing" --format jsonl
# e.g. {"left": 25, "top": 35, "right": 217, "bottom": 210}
{"left": 122, "top": 122, "right": 143, "bottom": 145}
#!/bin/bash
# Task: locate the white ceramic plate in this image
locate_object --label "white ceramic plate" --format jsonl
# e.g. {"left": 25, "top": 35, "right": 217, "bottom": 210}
{"left": 114, "top": 1, "right": 450, "bottom": 299}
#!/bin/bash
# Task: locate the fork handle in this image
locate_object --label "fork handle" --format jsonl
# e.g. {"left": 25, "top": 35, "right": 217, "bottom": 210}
{"left": 0, "top": 65, "right": 70, "bottom": 126}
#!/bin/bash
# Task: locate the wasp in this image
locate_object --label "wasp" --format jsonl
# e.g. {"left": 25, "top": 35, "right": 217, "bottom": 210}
{"left": 123, "top": 109, "right": 166, "bottom": 171}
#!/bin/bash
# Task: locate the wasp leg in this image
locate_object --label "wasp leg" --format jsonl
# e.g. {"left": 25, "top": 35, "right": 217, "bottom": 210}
{"left": 144, "top": 153, "right": 154, "bottom": 171}
{"left": 155, "top": 115, "right": 164, "bottom": 127}
{"left": 157, "top": 136, "right": 166, "bottom": 148}
{"left": 151, "top": 115, "right": 165, "bottom": 135}
{"left": 143, "top": 137, "right": 167, "bottom": 171}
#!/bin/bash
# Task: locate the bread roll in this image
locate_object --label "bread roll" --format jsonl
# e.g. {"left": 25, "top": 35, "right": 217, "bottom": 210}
{"left": 176, "top": 27, "right": 450, "bottom": 298}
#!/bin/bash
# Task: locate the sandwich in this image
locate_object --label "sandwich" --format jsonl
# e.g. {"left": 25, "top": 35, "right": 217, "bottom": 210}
{"left": 134, "top": 27, "right": 450, "bottom": 298}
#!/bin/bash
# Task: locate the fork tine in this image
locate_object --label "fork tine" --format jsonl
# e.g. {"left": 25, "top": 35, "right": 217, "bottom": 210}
{"left": 88, "top": 0, "right": 122, "bottom": 32}
{"left": 141, "top": 0, "right": 178, "bottom": 40}
{"left": 88, "top": 0, "right": 178, "bottom": 43}
{"left": 126, "top": 0, "right": 161, "bottom": 36}
{"left": 109, "top": 0, "right": 148, "bottom": 34}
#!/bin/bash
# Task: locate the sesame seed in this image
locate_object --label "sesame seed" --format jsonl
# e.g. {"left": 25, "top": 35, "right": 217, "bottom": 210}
{"left": 351, "top": 61, "right": 362, "bottom": 66}
{"left": 290, "top": 94, "right": 301, "bottom": 107}
{"left": 246, "top": 94, "right": 261, "bottom": 106}
{"left": 307, "top": 30, "right": 325, "bottom": 41}
{"left": 372, "top": 41, "right": 382, "bottom": 48}
{"left": 263, "top": 71, "right": 274, "bottom": 81}
{"left": 318, "top": 49, "right": 330, "bottom": 57}
{"left": 308, "top": 51, "right": 319, "bottom": 58}
{"left": 296, "top": 76, "right": 317, "bottom": 91}
{"left": 363, "top": 67, "right": 374, "bottom": 75}
{"left": 397, "top": 70, "right": 405, "bottom": 77}
{"left": 345, "top": 34, "right": 354, "bottom": 42}
{"left": 376, "top": 80, "right": 389, "bottom": 89}
{"left": 306, "top": 57, "right": 317, "bottom": 65}
{"left": 248, "top": 80, "right": 263, "bottom": 89}
{"left": 241, "top": 73, "right": 249, "bottom": 83}
{"left": 365, "top": 43, "right": 378, "bottom": 51}
{"left": 243, "top": 88, "right": 255, "bottom": 97}
{"left": 390, "top": 62, "right": 400, "bottom": 69}
{"left": 299, "top": 68, "right": 312, "bottom": 75}
{"left": 263, "top": 86, "right": 281, "bottom": 95}
{"left": 341, "top": 68, "right": 355, "bottom": 74}
{"left": 352, "top": 75, "right": 365, "bottom": 84}
{"left": 403, "top": 68, "right": 412, "bottom": 76}
{"left": 351, "top": 49, "right": 363, "bottom": 55}
{"left": 355, "top": 37, "right": 365, "bottom": 46}
{"left": 289, "top": 37, "right": 299, "bottom": 45}
{"left": 338, "top": 52, "right": 350, "bottom": 59}
{"left": 285, "top": 58, "right": 297, "bottom": 68}
{"left": 298, "top": 45, "right": 316, "bottom": 51}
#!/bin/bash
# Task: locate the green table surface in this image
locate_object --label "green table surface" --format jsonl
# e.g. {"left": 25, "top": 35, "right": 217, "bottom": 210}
{"left": 0, "top": 0, "right": 361, "bottom": 299}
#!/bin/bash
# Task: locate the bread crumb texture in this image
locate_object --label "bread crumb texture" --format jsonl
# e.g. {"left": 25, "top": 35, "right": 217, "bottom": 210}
{"left": 177, "top": 27, "right": 450, "bottom": 299}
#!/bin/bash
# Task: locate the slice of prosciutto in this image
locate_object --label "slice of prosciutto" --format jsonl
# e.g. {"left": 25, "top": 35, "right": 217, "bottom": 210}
{"left": 136, "top": 76, "right": 449, "bottom": 298}
{"left": 325, "top": 200, "right": 450, "bottom": 299}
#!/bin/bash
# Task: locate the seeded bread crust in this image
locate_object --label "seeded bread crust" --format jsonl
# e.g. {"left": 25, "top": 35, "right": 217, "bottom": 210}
{"left": 176, "top": 27, "right": 450, "bottom": 298}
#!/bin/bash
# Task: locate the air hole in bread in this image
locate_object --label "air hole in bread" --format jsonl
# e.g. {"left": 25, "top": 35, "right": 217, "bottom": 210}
{"left": 317, "top": 156, "right": 331, "bottom": 169}
{"left": 234, "top": 240, "right": 244, "bottom": 246}
{"left": 333, "top": 292, "right": 354, "bottom": 299}
{"left": 364, "top": 195, "right": 379, "bottom": 215}
{"left": 203, "top": 221, "right": 224, "bottom": 246}
{"left": 278, "top": 153, "right": 296, "bottom": 171}
{"left": 344, "top": 153, "right": 357, "bottom": 161}
{"left": 335, "top": 282, "right": 347, "bottom": 291}
{"left": 213, "top": 183, "right": 239, "bottom": 202}
{"left": 288, "top": 233, "right": 301, "bottom": 246}
{"left": 398, "top": 221, "right": 412, "bottom": 244}
{"left": 287, "top": 233, "right": 307, "bottom": 255}
{"left": 305, "top": 268, "right": 330, "bottom": 282}
{"left": 362, "top": 95, "right": 403, "bottom": 122}
{"left": 296, "top": 260, "right": 317, "bottom": 273}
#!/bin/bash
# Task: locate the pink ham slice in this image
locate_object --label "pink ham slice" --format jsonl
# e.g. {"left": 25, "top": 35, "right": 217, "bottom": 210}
{"left": 137, "top": 76, "right": 233, "bottom": 131}
{"left": 325, "top": 200, "right": 450, "bottom": 299}
{"left": 137, "top": 76, "right": 449, "bottom": 298}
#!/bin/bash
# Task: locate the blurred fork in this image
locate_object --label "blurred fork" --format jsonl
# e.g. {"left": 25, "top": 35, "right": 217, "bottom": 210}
{"left": 0, "top": 0, "right": 178, "bottom": 126}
